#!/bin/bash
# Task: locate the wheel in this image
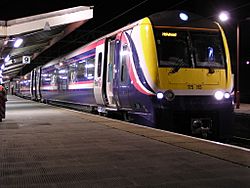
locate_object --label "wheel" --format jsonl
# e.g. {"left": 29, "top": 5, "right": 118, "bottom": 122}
{"left": 123, "top": 112, "right": 131, "bottom": 122}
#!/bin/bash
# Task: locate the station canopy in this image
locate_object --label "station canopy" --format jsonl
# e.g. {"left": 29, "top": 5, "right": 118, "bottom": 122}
{"left": 0, "top": 6, "right": 93, "bottom": 82}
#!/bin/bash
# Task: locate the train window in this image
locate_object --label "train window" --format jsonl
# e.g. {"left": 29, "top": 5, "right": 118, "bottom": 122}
{"left": 76, "top": 62, "right": 85, "bottom": 81}
{"left": 68, "top": 56, "right": 95, "bottom": 83}
{"left": 69, "top": 63, "right": 77, "bottom": 83}
{"left": 107, "top": 41, "right": 115, "bottom": 82}
{"left": 58, "top": 68, "right": 68, "bottom": 90}
{"left": 85, "top": 57, "right": 94, "bottom": 79}
{"left": 41, "top": 68, "right": 57, "bottom": 86}
{"left": 191, "top": 32, "right": 225, "bottom": 68}
{"left": 121, "top": 44, "right": 129, "bottom": 82}
{"left": 121, "top": 62, "right": 128, "bottom": 82}
{"left": 155, "top": 30, "right": 191, "bottom": 68}
{"left": 97, "top": 53, "right": 102, "bottom": 77}
{"left": 51, "top": 73, "right": 57, "bottom": 85}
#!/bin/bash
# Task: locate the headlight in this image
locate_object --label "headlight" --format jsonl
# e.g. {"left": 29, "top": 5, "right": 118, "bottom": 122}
{"left": 164, "top": 90, "right": 175, "bottom": 101}
{"left": 156, "top": 92, "right": 164, "bottom": 99}
{"left": 224, "top": 92, "right": 230, "bottom": 99}
{"left": 156, "top": 90, "right": 175, "bottom": 101}
{"left": 214, "top": 91, "right": 231, "bottom": 100}
{"left": 214, "top": 91, "right": 224, "bottom": 100}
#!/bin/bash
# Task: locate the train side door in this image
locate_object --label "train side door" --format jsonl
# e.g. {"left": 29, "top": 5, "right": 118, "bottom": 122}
{"left": 106, "top": 39, "right": 116, "bottom": 107}
{"left": 35, "top": 67, "right": 42, "bottom": 100}
{"left": 58, "top": 65, "right": 68, "bottom": 92}
{"left": 31, "top": 70, "right": 36, "bottom": 100}
{"left": 117, "top": 43, "right": 131, "bottom": 108}
{"left": 94, "top": 40, "right": 107, "bottom": 105}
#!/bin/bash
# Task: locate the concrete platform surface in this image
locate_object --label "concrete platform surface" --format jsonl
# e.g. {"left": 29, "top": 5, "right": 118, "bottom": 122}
{"left": 0, "top": 95, "right": 249, "bottom": 188}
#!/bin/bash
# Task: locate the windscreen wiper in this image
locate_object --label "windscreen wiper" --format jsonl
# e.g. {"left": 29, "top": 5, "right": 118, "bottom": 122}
{"left": 169, "top": 58, "right": 184, "bottom": 74}
{"left": 208, "top": 67, "right": 215, "bottom": 74}
{"left": 207, "top": 59, "right": 215, "bottom": 74}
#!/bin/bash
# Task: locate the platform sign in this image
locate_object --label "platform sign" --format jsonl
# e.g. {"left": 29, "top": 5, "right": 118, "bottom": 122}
{"left": 22, "top": 56, "right": 31, "bottom": 64}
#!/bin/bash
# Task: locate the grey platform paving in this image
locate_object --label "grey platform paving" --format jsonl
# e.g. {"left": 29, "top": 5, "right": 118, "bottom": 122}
{"left": 234, "top": 103, "right": 250, "bottom": 115}
{"left": 0, "top": 95, "right": 249, "bottom": 187}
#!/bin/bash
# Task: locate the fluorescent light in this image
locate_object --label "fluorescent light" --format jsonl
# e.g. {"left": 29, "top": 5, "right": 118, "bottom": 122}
{"left": 1, "top": 64, "right": 5, "bottom": 70}
{"left": 4, "top": 55, "right": 10, "bottom": 63}
{"left": 14, "top": 38, "right": 23, "bottom": 48}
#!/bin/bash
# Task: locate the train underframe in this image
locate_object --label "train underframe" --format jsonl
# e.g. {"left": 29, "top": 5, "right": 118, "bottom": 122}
{"left": 15, "top": 89, "right": 234, "bottom": 141}
{"left": 153, "top": 96, "right": 234, "bottom": 141}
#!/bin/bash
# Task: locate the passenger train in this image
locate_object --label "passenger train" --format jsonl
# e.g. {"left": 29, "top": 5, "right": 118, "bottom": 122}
{"left": 14, "top": 10, "right": 234, "bottom": 140}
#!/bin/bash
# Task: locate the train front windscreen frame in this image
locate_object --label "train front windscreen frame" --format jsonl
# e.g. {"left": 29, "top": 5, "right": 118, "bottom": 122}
{"left": 154, "top": 28, "right": 226, "bottom": 70}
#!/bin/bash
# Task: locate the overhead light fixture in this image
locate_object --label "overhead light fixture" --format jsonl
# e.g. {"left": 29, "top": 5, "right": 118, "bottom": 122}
{"left": 14, "top": 38, "right": 23, "bottom": 48}
{"left": 1, "top": 64, "right": 5, "bottom": 70}
{"left": 179, "top": 12, "right": 189, "bottom": 21}
{"left": 4, "top": 55, "right": 10, "bottom": 63}
{"left": 218, "top": 11, "right": 229, "bottom": 22}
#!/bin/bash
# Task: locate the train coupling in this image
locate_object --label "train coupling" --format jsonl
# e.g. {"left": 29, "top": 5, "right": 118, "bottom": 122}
{"left": 191, "top": 118, "right": 212, "bottom": 138}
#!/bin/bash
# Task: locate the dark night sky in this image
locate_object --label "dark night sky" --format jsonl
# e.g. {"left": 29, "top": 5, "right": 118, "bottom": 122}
{"left": 1, "top": 1, "right": 249, "bottom": 54}
{"left": 1, "top": 0, "right": 250, "bottom": 96}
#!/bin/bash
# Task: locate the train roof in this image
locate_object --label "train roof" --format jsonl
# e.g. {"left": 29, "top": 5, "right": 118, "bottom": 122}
{"left": 148, "top": 10, "right": 218, "bottom": 29}
{"left": 39, "top": 10, "right": 220, "bottom": 70}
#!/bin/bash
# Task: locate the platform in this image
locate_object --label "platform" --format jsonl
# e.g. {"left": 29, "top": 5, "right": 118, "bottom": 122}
{"left": 0, "top": 95, "right": 249, "bottom": 187}
{"left": 234, "top": 103, "right": 250, "bottom": 115}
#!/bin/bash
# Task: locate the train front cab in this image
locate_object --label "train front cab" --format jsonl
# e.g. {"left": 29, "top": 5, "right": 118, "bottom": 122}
{"left": 146, "top": 11, "right": 234, "bottom": 140}
{"left": 92, "top": 11, "right": 234, "bottom": 140}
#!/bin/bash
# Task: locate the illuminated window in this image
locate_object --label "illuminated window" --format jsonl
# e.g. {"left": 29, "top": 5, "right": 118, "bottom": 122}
{"left": 97, "top": 53, "right": 102, "bottom": 77}
{"left": 121, "top": 44, "right": 128, "bottom": 82}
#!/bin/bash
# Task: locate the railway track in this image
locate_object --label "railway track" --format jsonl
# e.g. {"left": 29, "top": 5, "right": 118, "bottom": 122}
{"left": 228, "top": 136, "right": 250, "bottom": 149}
